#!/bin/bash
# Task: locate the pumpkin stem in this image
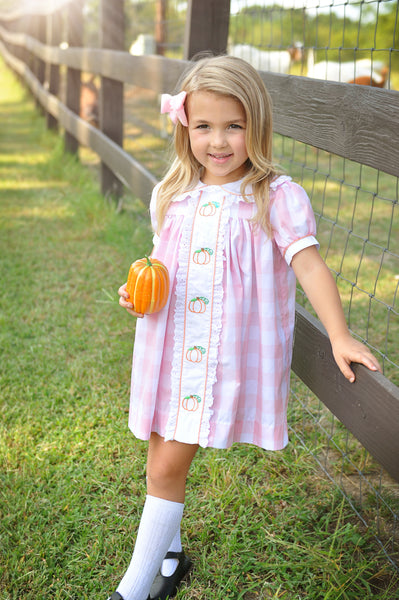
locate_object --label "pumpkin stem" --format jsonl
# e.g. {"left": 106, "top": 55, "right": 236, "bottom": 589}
{"left": 144, "top": 255, "right": 152, "bottom": 267}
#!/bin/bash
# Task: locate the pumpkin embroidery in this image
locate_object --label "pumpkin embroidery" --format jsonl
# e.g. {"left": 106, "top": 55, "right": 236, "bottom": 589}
{"left": 188, "top": 296, "right": 209, "bottom": 313}
{"left": 186, "top": 345, "right": 206, "bottom": 363}
{"left": 182, "top": 394, "right": 201, "bottom": 412}
{"left": 193, "top": 247, "right": 213, "bottom": 265}
{"left": 199, "top": 201, "right": 219, "bottom": 217}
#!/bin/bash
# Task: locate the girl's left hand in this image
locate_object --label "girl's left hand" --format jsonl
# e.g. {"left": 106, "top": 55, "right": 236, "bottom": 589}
{"left": 118, "top": 283, "right": 144, "bottom": 318}
{"left": 330, "top": 333, "right": 382, "bottom": 383}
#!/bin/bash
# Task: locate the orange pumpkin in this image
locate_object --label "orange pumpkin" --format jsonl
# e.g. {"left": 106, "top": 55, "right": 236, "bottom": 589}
{"left": 126, "top": 256, "right": 169, "bottom": 314}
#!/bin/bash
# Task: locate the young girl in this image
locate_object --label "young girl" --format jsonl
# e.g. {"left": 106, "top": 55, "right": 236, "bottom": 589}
{"left": 113, "top": 55, "right": 380, "bottom": 600}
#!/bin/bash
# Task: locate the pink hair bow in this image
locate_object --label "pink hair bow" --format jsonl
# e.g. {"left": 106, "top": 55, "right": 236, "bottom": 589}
{"left": 160, "top": 91, "right": 188, "bottom": 126}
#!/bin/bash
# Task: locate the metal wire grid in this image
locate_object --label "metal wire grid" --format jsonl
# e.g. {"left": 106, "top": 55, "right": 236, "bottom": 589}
{"left": 229, "top": 0, "right": 398, "bottom": 89}
{"left": 274, "top": 135, "right": 399, "bottom": 382}
{"left": 239, "top": 0, "right": 399, "bottom": 573}
{"left": 274, "top": 133, "right": 399, "bottom": 570}
{"left": 288, "top": 377, "right": 399, "bottom": 571}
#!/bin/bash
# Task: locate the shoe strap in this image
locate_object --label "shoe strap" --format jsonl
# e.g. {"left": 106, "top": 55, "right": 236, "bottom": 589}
{"left": 164, "top": 550, "right": 182, "bottom": 560}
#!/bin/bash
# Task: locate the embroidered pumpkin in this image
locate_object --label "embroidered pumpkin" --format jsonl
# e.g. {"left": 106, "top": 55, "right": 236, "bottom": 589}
{"left": 193, "top": 247, "right": 213, "bottom": 265}
{"left": 126, "top": 255, "right": 169, "bottom": 314}
{"left": 188, "top": 297, "right": 209, "bottom": 313}
{"left": 199, "top": 201, "right": 219, "bottom": 217}
{"left": 182, "top": 394, "right": 201, "bottom": 412}
{"left": 186, "top": 346, "right": 206, "bottom": 362}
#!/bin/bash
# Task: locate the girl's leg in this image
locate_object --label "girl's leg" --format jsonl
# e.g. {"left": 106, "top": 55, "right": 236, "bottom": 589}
{"left": 114, "top": 434, "right": 198, "bottom": 600}
{"left": 146, "top": 433, "right": 199, "bottom": 580}
{"left": 146, "top": 432, "right": 198, "bottom": 503}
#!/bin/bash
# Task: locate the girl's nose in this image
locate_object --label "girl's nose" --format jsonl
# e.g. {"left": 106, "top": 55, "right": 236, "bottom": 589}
{"left": 211, "top": 129, "right": 227, "bottom": 148}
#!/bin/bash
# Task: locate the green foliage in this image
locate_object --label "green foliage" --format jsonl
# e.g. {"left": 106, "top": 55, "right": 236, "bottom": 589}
{"left": 230, "top": 2, "right": 399, "bottom": 68}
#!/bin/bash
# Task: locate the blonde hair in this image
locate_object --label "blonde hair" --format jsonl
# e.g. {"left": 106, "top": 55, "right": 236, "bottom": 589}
{"left": 156, "top": 54, "right": 282, "bottom": 233}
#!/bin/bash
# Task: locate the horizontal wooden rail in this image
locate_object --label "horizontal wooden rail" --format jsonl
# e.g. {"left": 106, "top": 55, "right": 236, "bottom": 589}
{"left": 292, "top": 303, "right": 399, "bottom": 483}
{"left": 1, "top": 26, "right": 399, "bottom": 177}
{"left": 0, "top": 26, "right": 187, "bottom": 92}
{"left": 0, "top": 39, "right": 157, "bottom": 202}
{"left": 261, "top": 71, "right": 399, "bottom": 179}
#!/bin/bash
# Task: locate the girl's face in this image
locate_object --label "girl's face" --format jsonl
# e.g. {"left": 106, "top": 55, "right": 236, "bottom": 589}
{"left": 187, "top": 91, "right": 249, "bottom": 185}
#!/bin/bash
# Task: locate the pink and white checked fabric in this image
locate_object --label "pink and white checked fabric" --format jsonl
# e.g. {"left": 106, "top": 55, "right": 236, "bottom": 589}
{"left": 128, "top": 176, "right": 318, "bottom": 450}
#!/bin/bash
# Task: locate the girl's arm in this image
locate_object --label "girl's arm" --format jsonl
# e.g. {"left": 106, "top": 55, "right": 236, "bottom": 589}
{"left": 291, "top": 245, "right": 381, "bottom": 382}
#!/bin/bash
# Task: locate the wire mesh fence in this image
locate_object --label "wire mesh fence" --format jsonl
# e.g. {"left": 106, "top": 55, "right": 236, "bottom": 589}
{"left": 229, "top": 0, "right": 399, "bottom": 572}
{"left": 276, "top": 134, "right": 399, "bottom": 571}
{"left": 228, "top": 0, "right": 398, "bottom": 89}
{"left": 118, "top": 0, "right": 399, "bottom": 571}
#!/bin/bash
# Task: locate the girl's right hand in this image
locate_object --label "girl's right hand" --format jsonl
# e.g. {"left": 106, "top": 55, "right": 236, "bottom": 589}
{"left": 118, "top": 283, "right": 144, "bottom": 318}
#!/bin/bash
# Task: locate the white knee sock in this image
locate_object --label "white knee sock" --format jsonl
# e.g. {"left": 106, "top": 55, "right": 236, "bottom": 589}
{"left": 161, "top": 528, "right": 182, "bottom": 577}
{"left": 116, "top": 495, "right": 184, "bottom": 600}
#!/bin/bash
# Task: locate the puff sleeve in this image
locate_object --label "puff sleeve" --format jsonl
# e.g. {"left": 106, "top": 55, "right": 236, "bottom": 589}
{"left": 269, "top": 178, "right": 319, "bottom": 265}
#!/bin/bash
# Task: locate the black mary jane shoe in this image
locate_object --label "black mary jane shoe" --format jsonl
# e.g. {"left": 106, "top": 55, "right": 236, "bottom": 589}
{"left": 109, "top": 593, "right": 124, "bottom": 600}
{"left": 149, "top": 550, "right": 192, "bottom": 600}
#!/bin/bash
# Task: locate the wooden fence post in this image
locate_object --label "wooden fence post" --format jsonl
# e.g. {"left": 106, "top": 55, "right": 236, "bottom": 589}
{"left": 183, "top": 0, "right": 231, "bottom": 60}
{"left": 100, "top": 0, "right": 124, "bottom": 199}
{"left": 65, "top": 0, "right": 83, "bottom": 154}
{"left": 35, "top": 14, "right": 46, "bottom": 87}
{"left": 46, "top": 8, "right": 62, "bottom": 130}
{"left": 155, "top": 0, "right": 166, "bottom": 56}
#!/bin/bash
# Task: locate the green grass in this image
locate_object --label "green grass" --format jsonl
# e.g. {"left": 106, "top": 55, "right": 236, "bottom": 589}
{"left": 1, "top": 57, "right": 399, "bottom": 599}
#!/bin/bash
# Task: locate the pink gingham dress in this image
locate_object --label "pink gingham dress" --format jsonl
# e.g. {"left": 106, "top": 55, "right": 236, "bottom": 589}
{"left": 128, "top": 175, "right": 318, "bottom": 450}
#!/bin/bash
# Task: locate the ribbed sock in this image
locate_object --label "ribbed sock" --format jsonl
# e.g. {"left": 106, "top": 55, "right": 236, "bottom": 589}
{"left": 160, "top": 528, "right": 182, "bottom": 577}
{"left": 116, "top": 495, "right": 184, "bottom": 600}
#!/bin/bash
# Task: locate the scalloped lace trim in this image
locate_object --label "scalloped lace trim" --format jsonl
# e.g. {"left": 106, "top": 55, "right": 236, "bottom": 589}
{"left": 164, "top": 196, "right": 197, "bottom": 442}
{"left": 164, "top": 190, "right": 228, "bottom": 447}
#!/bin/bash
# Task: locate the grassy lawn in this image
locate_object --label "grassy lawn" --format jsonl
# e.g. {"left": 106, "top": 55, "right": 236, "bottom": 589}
{"left": 1, "top": 56, "right": 399, "bottom": 600}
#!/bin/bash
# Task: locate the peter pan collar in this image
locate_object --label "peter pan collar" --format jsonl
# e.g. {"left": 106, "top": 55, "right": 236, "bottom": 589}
{"left": 170, "top": 175, "right": 292, "bottom": 204}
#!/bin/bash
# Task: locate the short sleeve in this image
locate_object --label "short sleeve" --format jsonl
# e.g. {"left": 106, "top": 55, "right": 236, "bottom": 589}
{"left": 149, "top": 182, "right": 162, "bottom": 247}
{"left": 269, "top": 179, "right": 319, "bottom": 265}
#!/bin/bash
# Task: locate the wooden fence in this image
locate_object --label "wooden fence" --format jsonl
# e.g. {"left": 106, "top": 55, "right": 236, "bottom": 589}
{"left": 1, "top": 0, "right": 399, "bottom": 487}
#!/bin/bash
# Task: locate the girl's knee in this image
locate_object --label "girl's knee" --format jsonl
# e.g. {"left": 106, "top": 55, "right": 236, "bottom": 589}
{"left": 146, "top": 436, "right": 198, "bottom": 501}
{"left": 146, "top": 459, "right": 188, "bottom": 502}
{"left": 147, "top": 458, "right": 185, "bottom": 490}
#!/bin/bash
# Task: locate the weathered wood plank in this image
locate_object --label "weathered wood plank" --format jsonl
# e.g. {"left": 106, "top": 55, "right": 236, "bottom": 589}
{"left": 292, "top": 303, "right": 399, "bottom": 483}
{"left": 260, "top": 71, "right": 399, "bottom": 178}
{"left": 100, "top": 0, "right": 124, "bottom": 198}
{"left": 184, "top": 0, "right": 231, "bottom": 59}
{"left": 45, "top": 9, "right": 61, "bottom": 130}
{"left": 33, "top": 14, "right": 46, "bottom": 89}
{"left": 64, "top": 0, "right": 83, "bottom": 154}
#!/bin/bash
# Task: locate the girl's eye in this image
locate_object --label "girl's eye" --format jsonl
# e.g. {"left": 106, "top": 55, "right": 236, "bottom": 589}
{"left": 229, "top": 123, "right": 243, "bottom": 129}
{"left": 197, "top": 124, "right": 209, "bottom": 129}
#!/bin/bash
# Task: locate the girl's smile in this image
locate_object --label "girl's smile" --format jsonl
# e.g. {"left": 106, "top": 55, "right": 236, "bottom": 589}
{"left": 187, "top": 91, "right": 249, "bottom": 185}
